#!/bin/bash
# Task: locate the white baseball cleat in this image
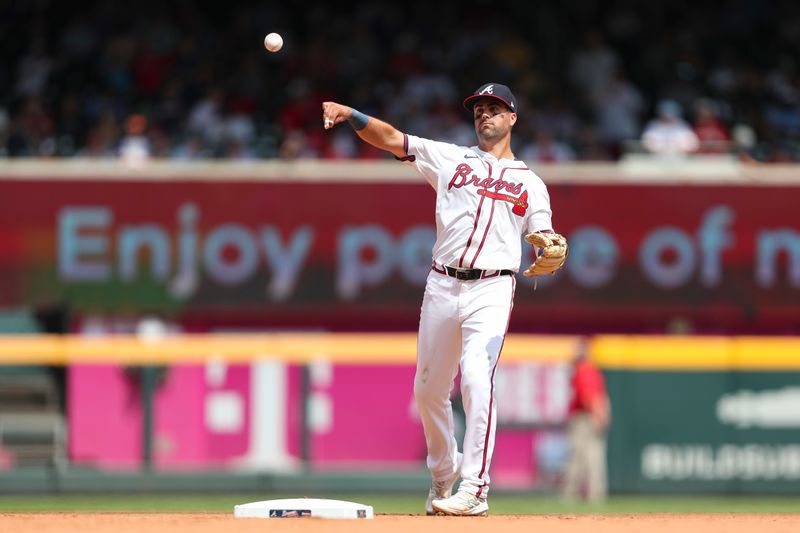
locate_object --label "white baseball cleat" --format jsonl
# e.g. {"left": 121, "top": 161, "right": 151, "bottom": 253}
{"left": 425, "top": 471, "right": 460, "bottom": 515}
{"left": 431, "top": 490, "right": 489, "bottom": 516}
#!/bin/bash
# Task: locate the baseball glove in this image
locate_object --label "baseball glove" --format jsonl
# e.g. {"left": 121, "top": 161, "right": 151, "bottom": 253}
{"left": 522, "top": 231, "right": 568, "bottom": 277}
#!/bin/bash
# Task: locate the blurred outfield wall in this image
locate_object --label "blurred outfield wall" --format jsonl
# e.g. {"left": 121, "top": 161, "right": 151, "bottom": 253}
{"left": 1, "top": 333, "right": 799, "bottom": 494}
{"left": 0, "top": 333, "right": 577, "bottom": 492}
{"left": 595, "top": 336, "right": 800, "bottom": 493}
{"left": 1, "top": 159, "right": 799, "bottom": 334}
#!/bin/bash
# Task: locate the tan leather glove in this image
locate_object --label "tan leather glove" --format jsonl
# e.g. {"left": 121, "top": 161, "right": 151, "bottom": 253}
{"left": 522, "top": 232, "right": 568, "bottom": 277}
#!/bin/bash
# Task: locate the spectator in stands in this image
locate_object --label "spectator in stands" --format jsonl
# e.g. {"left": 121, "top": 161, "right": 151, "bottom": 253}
{"left": 574, "top": 125, "right": 613, "bottom": 161}
{"left": 171, "top": 135, "right": 209, "bottom": 160}
{"left": 6, "top": 96, "right": 55, "bottom": 157}
{"left": 15, "top": 40, "right": 51, "bottom": 98}
{"left": 562, "top": 339, "right": 611, "bottom": 503}
{"left": 187, "top": 88, "right": 226, "bottom": 150}
{"left": 692, "top": 99, "right": 731, "bottom": 154}
{"left": 278, "top": 130, "right": 318, "bottom": 159}
{"left": 570, "top": 30, "right": 620, "bottom": 104}
{"left": 80, "top": 112, "right": 118, "bottom": 158}
{"left": 518, "top": 130, "right": 576, "bottom": 163}
{"left": 118, "top": 114, "right": 151, "bottom": 164}
{"left": 731, "top": 122, "right": 758, "bottom": 163}
{"left": 529, "top": 94, "right": 582, "bottom": 148}
{"left": 2, "top": 1, "right": 800, "bottom": 162}
{"left": 592, "top": 68, "right": 644, "bottom": 158}
{"left": 222, "top": 107, "right": 257, "bottom": 159}
{"left": 641, "top": 99, "right": 699, "bottom": 155}
{"left": 0, "top": 108, "right": 8, "bottom": 157}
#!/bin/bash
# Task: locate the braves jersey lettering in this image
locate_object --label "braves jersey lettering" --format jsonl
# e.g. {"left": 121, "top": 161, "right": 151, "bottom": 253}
{"left": 448, "top": 163, "right": 523, "bottom": 195}
{"left": 402, "top": 134, "right": 552, "bottom": 271}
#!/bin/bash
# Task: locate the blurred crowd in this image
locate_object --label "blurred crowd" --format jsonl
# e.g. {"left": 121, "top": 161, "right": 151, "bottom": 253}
{"left": 2, "top": 0, "right": 800, "bottom": 162}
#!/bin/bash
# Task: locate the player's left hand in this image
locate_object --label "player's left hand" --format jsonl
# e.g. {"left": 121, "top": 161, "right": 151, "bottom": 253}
{"left": 522, "top": 231, "right": 568, "bottom": 277}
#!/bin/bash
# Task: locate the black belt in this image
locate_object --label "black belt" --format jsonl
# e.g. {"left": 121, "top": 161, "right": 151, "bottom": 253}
{"left": 438, "top": 266, "right": 515, "bottom": 281}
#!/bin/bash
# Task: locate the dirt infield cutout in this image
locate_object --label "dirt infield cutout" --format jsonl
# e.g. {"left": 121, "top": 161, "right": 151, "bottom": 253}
{"left": 2, "top": 513, "right": 800, "bottom": 533}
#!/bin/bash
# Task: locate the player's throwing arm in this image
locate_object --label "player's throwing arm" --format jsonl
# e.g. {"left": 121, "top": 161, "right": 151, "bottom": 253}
{"left": 322, "top": 102, "right": 405, "bottom": 158}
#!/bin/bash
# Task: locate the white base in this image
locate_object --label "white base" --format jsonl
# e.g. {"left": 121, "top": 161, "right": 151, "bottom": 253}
{"left": 234, "top": 498, "right": 374, "bottom": 519}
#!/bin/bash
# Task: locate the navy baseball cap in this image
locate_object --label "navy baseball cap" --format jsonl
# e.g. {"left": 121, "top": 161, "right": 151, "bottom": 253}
{"left": 463, "top": 83, "right": 518, "bottom": 115}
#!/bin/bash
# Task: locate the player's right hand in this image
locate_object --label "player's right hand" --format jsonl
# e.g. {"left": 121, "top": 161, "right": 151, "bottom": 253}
{"left": 321, "top": 102, "right": 351, "bottom": 130}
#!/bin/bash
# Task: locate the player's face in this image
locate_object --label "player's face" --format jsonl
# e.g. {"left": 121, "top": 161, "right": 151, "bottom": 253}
{"left": 473, "top": 99, "right": 516, "bottom": 141}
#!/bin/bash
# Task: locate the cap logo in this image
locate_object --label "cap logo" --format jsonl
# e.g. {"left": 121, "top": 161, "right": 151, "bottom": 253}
{"left": 464, "top": 84, "right": 517, "bottom": 115}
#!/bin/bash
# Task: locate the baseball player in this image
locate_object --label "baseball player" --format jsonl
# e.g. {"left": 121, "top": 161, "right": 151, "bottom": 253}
{"left": 322, "top": 83, "right": 567, "bottom": 516}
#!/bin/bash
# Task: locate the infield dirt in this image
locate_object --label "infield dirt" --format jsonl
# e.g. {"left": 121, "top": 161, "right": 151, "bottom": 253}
{"left": 2, "top": 513, "right": 800, "bottom": 533}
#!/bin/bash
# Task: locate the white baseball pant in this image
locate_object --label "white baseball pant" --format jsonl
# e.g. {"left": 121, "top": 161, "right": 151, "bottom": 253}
{"left": 414, "top": 269, "right": 516, "bottom": 499}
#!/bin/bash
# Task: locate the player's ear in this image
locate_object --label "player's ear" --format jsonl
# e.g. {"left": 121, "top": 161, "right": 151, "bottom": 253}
{"left": 509, "top": 112, "right": 517, "bottom": 127}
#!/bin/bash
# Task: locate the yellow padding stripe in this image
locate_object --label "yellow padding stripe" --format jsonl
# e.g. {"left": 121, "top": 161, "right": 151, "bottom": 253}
{"left": 3, "top": 334, "right": 797, "bottom": 368}
{"left": 592, "top": 336, "right": 800, "bottom": 370}
{"left": 0, "top": 334, "right": 580, "bottom": 365}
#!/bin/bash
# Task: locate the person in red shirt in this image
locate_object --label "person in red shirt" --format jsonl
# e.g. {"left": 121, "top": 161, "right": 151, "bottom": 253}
{"left": 692, "top": 99, "right": 731, "bottom": 154}
{"left": 561, "top": 339, "right": 611, "bottom": 502}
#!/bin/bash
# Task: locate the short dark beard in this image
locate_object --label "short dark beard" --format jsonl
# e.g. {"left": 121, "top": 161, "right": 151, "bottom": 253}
{"left": 476, "top": 123, "right": 504, "bottom": 143}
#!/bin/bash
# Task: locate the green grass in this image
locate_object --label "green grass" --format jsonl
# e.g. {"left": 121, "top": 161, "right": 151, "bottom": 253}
{"left": 0, "top": 494, "right": 798, "bottom": 514}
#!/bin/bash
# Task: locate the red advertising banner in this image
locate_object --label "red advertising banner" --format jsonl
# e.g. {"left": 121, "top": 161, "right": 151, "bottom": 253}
{"left": 1, "top": 178, "right": 799, "bottom": 333}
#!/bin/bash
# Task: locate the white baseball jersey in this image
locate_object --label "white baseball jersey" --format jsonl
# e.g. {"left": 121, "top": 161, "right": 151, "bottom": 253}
{"left": 402, "top": 132, "right": 554, "bottom": 502}
{"left": 401, "top": 134, "right": 553, "bottom": 271}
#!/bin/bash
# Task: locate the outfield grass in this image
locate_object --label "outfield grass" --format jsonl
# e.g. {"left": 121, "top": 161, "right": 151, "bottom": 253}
{"left": 0, "top": 494, "right": 798, "bottom": 514}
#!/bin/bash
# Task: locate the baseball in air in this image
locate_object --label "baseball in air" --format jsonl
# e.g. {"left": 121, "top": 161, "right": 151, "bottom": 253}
{"left": 264, "top": 32, "right": 283, "bottom": 52}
